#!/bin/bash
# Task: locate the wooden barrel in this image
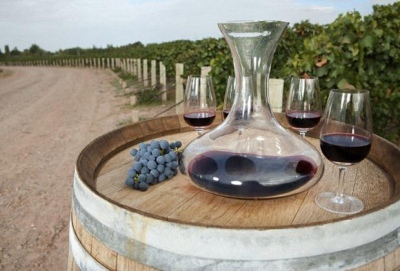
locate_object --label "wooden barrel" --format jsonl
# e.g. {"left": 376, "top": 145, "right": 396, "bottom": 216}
{"left": 67, "top": 114, "right": 400, "bottom": 271}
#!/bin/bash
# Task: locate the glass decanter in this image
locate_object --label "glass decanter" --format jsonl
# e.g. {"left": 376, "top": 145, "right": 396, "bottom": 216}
{"left": 180, "top": 20, "right": 324, "bottom": 199}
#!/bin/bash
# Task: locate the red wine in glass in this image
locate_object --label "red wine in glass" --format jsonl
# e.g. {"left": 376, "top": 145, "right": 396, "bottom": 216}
{"left": 285, "top": 76, "right": 322, "bottom": 137}
{"left": 286, "top": 111, "right": 321, "bottom": 129}
{"left": 184, "top": 111, "right": 216, "bottom": 127}
{"left": 320, "top": 133, "right": 371, "bottom": 165}
{"left": 183, "top": 76, "right": 216, "bottom": 135}
{"left": 315, "top": 89, "right": 373, "bottom": 215}
{"left": 222, "top": 109, "right": 230, "bottom": 120}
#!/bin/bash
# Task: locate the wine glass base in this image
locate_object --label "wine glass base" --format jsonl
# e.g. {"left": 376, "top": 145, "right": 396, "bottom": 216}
{"left": 315, "top": 192, "right": 364, "bottom": 215}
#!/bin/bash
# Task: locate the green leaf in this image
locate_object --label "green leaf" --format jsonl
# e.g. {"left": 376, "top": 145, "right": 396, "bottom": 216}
{"left": 341, "top": 35, "right": 352, "bottom": 44}
{"left": 316, "top": 65, "right": 329, "bottom": 77}
{"left": 337, "top": 78, "right": 349, "bottom": 89}
{"left": 374, "top": 28, "right": 384, "bottom": 37}
{"left": 360, "top": 35, "right": 373, "bottom": 48}
{"left": 350, "top": 45, "right": 360, "bottom": 57}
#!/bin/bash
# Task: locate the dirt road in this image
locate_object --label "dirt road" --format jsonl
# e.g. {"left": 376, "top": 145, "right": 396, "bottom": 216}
{"left": 0, "top": 66, "right": 131, "bottom": 270}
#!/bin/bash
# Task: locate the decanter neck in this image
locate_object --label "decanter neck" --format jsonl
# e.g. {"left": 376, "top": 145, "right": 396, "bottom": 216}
{"left": 218, "top": 20, "right": 288, "bottom": 121}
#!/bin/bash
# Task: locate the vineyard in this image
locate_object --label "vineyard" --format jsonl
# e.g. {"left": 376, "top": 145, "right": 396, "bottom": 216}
{"left": 0, "top": 2, "right": 399, "bottom": 143}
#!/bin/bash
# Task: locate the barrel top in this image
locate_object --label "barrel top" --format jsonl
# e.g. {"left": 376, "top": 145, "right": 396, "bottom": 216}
{"left": 77, "top": 114, "right": 400, "bottom": 229}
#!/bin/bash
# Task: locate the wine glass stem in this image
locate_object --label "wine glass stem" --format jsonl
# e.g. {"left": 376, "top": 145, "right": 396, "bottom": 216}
{"left": 336, "top": 166, "right": 347, "bottom": 199}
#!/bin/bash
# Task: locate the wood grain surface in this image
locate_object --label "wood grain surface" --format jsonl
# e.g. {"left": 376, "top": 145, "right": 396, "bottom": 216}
{"left": 96, "top": 129, "right": 394, "bottom": 228}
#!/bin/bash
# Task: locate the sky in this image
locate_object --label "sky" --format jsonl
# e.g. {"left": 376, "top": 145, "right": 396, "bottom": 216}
{"left": 0, "top": 0, "right": 397, "bottom": 53}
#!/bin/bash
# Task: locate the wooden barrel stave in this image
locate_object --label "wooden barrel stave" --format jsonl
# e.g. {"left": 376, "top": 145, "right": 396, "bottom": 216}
{"left": 69, "top": 114, "right": 400, "bottom": 271}
{"left": 71, "top": 180, "right": 400, "bottom": 269}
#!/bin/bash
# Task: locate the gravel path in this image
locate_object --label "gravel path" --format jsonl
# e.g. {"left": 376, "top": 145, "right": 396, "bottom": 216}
{"left": 0, "top": 66, "right": 131, "bottom": 270}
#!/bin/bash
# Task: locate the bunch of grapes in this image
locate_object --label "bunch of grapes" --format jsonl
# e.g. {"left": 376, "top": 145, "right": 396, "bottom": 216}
{"left": 125, "top": 139, "right": 182, "bottom": 191}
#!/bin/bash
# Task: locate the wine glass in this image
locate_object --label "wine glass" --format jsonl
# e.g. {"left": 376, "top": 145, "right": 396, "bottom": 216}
{"left": 315, "top": 89, "right": 373, "bottom": 215}
{"left": 223, "top": 76, "right": 236, "bottom": 120}
{"left": 183, "top": 75, "right": 217, "bottom": 135}
{"left": 286, "top": 76, "right": 322, "bottom": 137}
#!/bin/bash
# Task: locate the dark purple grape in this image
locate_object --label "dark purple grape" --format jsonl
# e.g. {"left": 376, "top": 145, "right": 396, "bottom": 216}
{"left": 138, "top": 182, "right": 149, "bottom": 191}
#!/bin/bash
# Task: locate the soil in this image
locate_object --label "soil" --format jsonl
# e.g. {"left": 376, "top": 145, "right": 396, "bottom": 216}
{"left": 0, "top": 66, "right": 173, "bottom": 270}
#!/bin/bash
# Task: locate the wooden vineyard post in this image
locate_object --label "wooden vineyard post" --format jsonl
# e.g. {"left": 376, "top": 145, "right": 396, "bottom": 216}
{"left": 124, "top": 58, "right": 129, "bottom": 73}
{"left": 137, "top": 59, "right": 142, "bottom": 82}
{"left": 268, "top": 78, "right": 284, "bottom": 113}
{"left": 133, "top": 59, "right": 137, "bottom": 77}
{"left": 112, "top": 58, "right": 116, "bottom": 70}
{"left": 151, "top": 60, "right": 157, "bottom": 87}
{"left": 201, "top": 66, "right": 211, "bottom": 76}
{"left": 128, "top": 59, "right": 132, "bottom": 74}
{"left": 143, "top": 59, "right": 148, "bottom": 86}
{"left": 175, "top": 63, "right": 184, "bottom": 114}
{"left": 120, "top": 59, "right": 124, "bottom": 72}
{"left": 200, "top": 66, "right": 212, "bottom": 109}
{"left": 160, "top": 62, "right": 167, "bottom": 102}
{"left": 124, "top": 59, "right": 127, "bottom": 73}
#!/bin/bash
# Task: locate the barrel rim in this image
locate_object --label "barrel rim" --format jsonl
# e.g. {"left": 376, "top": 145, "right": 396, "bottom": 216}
{"left": 75, "top": 113, "right": 400, "bottom": 230}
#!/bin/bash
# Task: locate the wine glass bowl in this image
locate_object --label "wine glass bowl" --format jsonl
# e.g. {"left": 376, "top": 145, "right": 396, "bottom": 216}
{"left": 286, "top": 76, "right": 322, "bottom": 137}
{"left": 223, "top": 76, "right": 235, "bottom": 120}
{"left": 183, "top": 75, "right": 217, "bottom": 135}
{"left": 315, "top": 89, "right": 373, "bottom": 215}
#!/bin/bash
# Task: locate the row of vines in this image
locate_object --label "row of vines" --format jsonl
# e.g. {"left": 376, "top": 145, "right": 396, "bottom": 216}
{"left": 1, "top": 2, "right": 398, "bottom": 143}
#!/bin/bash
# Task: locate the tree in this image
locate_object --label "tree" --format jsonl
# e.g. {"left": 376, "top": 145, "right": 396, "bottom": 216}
{"left": 5, "top": 45, "right": 10, "bottom": 55}
{"left": 29, "top": 44, "right": 45, "bottom": 55}
{"left": 10, "top": 47, "right": 21, "bottom": 56}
